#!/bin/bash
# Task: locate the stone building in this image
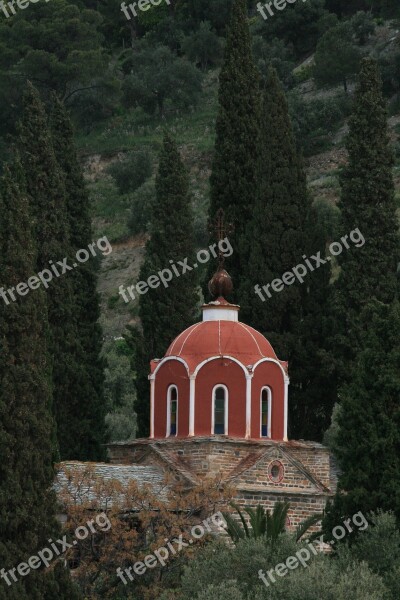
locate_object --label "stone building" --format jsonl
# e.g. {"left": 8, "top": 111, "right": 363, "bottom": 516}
{"left": 106, "top": 268, "right": 338, "bottom": 530}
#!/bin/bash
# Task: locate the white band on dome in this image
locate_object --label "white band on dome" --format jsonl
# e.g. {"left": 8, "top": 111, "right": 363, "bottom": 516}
{"left": 202, "top": 306, "right": 238, "bottom": 322}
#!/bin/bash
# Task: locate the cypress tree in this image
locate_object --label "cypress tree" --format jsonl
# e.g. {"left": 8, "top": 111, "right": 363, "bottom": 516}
{"left": 334, "top": 57, "right": 399, "bottom": 377}
{"left": 133, "top": 133, "right": 198, "bottom": 437}
{"left": 0, "top": 158, "right": 80, "bottom": 600}
{"left": 241, "top": 67, "right": 309, "bottom": 341}
{"left": 289, "top": 210, "right": 336, "bottom": 441}
{"left": 50, "top": 94, "right": 106, "bottom": 460}
{"left": 325, "top": 300, "right": 400, "bottom": 526}
{"left": 324, "top": 58, "right": 400, "bottom": 530}
{"left": 242, "top": 67, "right": 334, "bottom": 440}
{"left": 205, "top": 0, "right": 261, "bottom": 299}
{"left": 16, "top": 83, "right": 101, "bottom": 461}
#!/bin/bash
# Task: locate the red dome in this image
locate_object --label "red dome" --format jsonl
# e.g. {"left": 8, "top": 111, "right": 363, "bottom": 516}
{"left": 165, "top": 320, "right": 278, "bottom": 373}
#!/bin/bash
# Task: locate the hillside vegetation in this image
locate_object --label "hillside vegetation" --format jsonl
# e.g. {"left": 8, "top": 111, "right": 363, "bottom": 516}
{"left": 73, "top": 13, "right": 400, "bottom": 339}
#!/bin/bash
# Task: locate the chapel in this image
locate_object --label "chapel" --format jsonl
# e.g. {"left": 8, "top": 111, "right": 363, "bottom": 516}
{"left": 150, "top": 268, "right": 288, "bottom": 442}
{"left": 105, "top": 265, "right": 338, "bottom": 529}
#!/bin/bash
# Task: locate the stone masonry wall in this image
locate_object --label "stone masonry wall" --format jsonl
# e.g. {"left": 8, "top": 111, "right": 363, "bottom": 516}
{"left": 107, "top": 438, "right": 335, "bottom": 531}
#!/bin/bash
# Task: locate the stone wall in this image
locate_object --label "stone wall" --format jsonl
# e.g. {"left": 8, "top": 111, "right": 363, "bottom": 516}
{"left": 107, "top": 437, "right": 337, "bottom": 531}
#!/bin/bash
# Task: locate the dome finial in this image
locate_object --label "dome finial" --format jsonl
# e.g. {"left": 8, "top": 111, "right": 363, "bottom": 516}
{"left": 208, "top": 268, "right": 233, "bottom": 299}
{"left": 207, "top": 208, "right": 234, "bottom": 300}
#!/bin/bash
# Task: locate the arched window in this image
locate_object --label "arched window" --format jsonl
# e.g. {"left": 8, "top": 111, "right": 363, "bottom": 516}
{"left": 261, "top": 387, "right": 271, "bottom": 438}
{"left": 212, "top": 385, "right": 228, "bottom": 435}
{"left": 167, "top": 386, "right": 178, "bottom": 437}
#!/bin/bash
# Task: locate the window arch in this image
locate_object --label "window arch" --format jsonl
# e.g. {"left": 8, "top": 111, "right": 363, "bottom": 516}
{"left": 166, "top": 385, "right": 178, "bottom": 437}
{"left": 212, "top": 385, "right": 228, "bottom": 435}
{"left": 260, "top": 387, "right": 272, "bottom": 438}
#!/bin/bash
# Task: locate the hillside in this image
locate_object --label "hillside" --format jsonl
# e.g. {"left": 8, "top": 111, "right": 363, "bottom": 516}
{"left": 82, "top": 22, "right": 400, "bottom": 340}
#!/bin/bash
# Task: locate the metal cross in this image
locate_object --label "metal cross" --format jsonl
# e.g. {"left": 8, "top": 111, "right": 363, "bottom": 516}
{"left": 208, "top": 208, "right": 234, "bottom": 269}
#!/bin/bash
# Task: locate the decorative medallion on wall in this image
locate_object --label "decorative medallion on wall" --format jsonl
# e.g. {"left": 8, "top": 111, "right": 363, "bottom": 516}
{"left": 268, "top": 460, "right": 284, "bottom": 483}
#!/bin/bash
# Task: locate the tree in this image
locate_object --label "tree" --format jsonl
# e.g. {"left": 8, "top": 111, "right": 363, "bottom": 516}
{"left": 378, "top": 46, "right": 400, "bottom": 101}
{"left": 326, "top": 0, "right": 400, "bottom": 17}
{"left": 170, "top": 527, "right": 388, "bottom": 600}
{"left": 206, "top": 0, "right": 261, "bottom": 300}
{"left": 107, "top": 150, "right": 153, "bottom": 194}
{"left": 49, "top": 94, "right": 106, "bottom": 460}
{"left": 252, "top": 35, "right": 295, "bottom": 88}
{"left": 350, "top": 11, "right": 375, "bottom": 45}
{"left": 314, "top": 22, "right": 361, "bottom": 93}
{"left": 128, "top": 177, "right": 156, "bottom": 236}
{"left": 0, "top": 0, "right": 106, "bottom": 138}
{"left": 333, "top": 58, "right": 399, "bottom": 376}
{"left": 17, "top": 83, "right": 82, "bottom": 461}
{"left": 344, "top": 512, "right": 400, "bottom": 599}
{"left": 132, "top": 133, "right": 198, "bottom": 437}
{"left": 57, "top": 463, "right": 233, "bottom": 600}
{"left": 241, "top": 67, "right": 334, "bottom": 440}
{"left": 252, "top": 0, "right": 329, "bottom": 58}
{"left": 223, "top": 501, "right": 322, "bottom": 544}
{"left": 183, "top": 21, "right": 222, "bottom": 71}
{"left": 327, "top": 300, "right": 400, "bottom": 525}
{"left": 0, "top": 158, "right": 81, "bottom": 600}
{"left": 121, "top": 45, "right": 202, "bottom": 117}
{"left": 183, "top": 0, "right": 236, "bottom": 35}
{"left": 241, "top": 66, "right": 308, "bottom": 331}
{"left": 224, "top": 502, "right": 290, "bottom": 543}
{"left": 103, "top": 339, "right": 137, "bottom": 442}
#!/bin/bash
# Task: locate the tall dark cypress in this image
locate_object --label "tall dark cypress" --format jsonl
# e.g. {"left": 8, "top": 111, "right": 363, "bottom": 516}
{"left": 243, "top": 67, "right": 334, "bottom": 440}
{"left": 133, "top": 133, "right": 198, "bottom": 437}
{"left": 334, "top": 57, "right": 399, "bottom": 378}
{"left": 50, "top": 94, "right": 106, "bottom": 460}
{"left": 16, "top": 84, "right": 100, "bottom": 461}
{"left": 289, "top": 207, "right": 336, "bottom": 441}
{"left": 0, "top": 158, "right": 80, "bottom": 600}
{"left": 324, "top": 57, "right": 400, "bottom": 534}
{"left": 325, "top": 299, "right": 400, "bottom": 527}
{"left": 241, "top": 67, "right": 309, "bottom": 341}
{"left": 206, "top": 0, "right": 261, "bottom": 299}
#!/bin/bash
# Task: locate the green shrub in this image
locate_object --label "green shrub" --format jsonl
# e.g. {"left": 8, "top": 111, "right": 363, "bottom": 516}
{"left": 293, "top": 64, "right": 314, "bottom": 84}
{"left": 182, "top": 21, "right": 222, "bottom": 71}
{"left": 314, "top": 22, "right": 361, "bottom": 93}
{"left": 378, "top": 49, "right": 400, "bottom": 100}
{"left": 121, "top": 45, "right": 203, "bottom": 117}
{"left": 339, "top": 511, "right": 400, "bottom": 599}
{"left": 178, "top": 536, "right": 300, "bottom": 600}
{"left": 252, "top": 35, "right": 295, "bottom": 88}
{"left": 289, "top": 92, "right": 351, "bottom": 155}
{"left": 273, "top": 556, "right": 388, "bottom": 600}
{"left": 102, "top": 339, "right": 137, "bottom": 443}
{"left": 350, "top": 11, "right": 375, "bottom": 45}
{"left": 128, "top": 177, "right": 156, "bottom": 236}
{"left": 107, "top": 150, "right": 153, "bottom": 195}
{"left": 196, "top": 583, "right": 246, "bottom": 600}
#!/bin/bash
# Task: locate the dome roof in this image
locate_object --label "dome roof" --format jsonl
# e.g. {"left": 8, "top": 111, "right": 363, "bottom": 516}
{"left": 165, "top": 319, "right": 279, "bottom": 374}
